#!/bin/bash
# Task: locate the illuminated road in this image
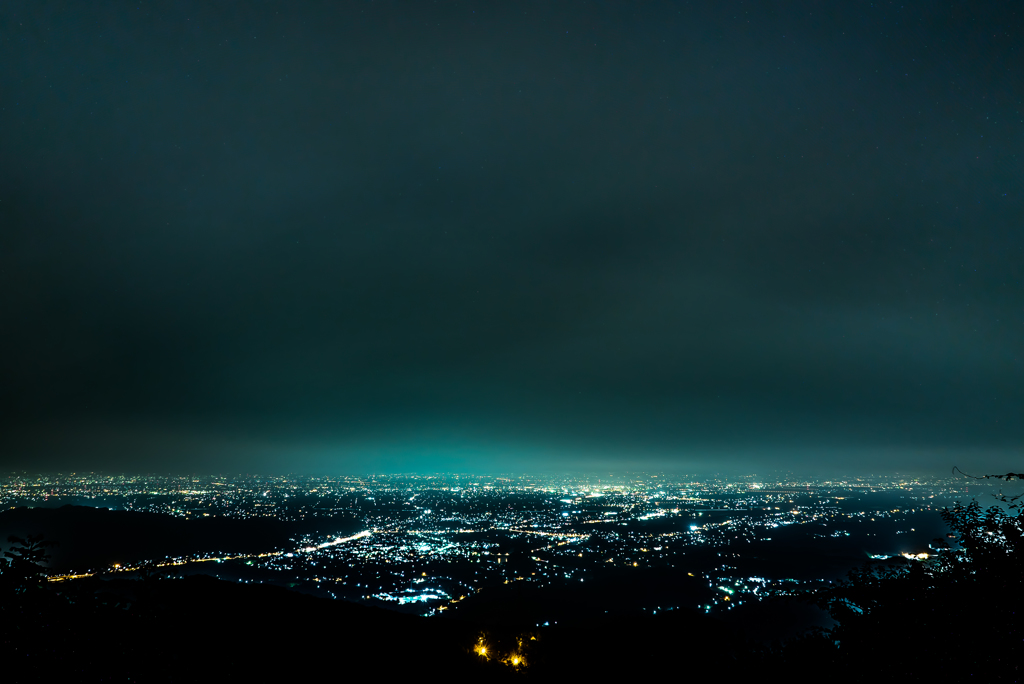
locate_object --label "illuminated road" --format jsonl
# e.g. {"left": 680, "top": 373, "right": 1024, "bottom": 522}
{"left": 48, "top": 530, "right": 373, "bottom": 582}
{"left": 298, "top": 530, "right": 371, "bottom": 553}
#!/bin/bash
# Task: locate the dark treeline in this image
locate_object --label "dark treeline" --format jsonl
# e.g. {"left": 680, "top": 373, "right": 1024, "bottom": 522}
{"left": 1, "top": 500, "right": 1020, "bottom": 682}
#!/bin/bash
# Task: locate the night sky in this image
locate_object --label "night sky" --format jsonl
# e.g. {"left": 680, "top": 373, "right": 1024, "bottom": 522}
{"left": 2, "top": 2, "right": 1021, "bottom": 475}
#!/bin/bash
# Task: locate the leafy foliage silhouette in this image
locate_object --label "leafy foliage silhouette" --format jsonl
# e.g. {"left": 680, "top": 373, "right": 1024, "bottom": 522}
{"left": 952, "top": 465, "right": 1024, "bottom": 509}
{"left": 1, "top": 534, "right": 58, "bottom": 604}
{"left": 789, "top": 496, "right": 1024, "bottom": 682}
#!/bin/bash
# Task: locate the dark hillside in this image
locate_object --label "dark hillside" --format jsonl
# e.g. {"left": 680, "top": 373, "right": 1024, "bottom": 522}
{"left": 0, "top": 505, "right": 360, "bottom": 572}
{"left": 3, "top": 572, "right": 762, "bottom": 683}
{"left": 3, "top": 574, "right": 503, "bottom": 682}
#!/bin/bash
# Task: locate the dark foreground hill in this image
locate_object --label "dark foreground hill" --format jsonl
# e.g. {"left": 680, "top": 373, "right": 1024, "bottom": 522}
{"left": 3, "top": 559, "right": 1021, "bottom": 683}
{"left": 3, "top": 573, "right": 489, "bottom": 682}
{"left": 2, "top": 572, "right": 758, "bottom": 683}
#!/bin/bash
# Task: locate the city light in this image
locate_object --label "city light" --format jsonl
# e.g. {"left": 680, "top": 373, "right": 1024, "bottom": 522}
{"left": 3, "top": 471, "right": 973, "bottom": 623}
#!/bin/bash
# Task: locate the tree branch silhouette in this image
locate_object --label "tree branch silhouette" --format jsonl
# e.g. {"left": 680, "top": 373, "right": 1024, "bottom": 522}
{"left": 952, "top": 466, "right": 1024, "bottom": 508}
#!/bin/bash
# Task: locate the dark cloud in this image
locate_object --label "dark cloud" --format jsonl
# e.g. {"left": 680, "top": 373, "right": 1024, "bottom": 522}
{"left": 1, "top": 1, "right": 1021, "bottom": 474}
